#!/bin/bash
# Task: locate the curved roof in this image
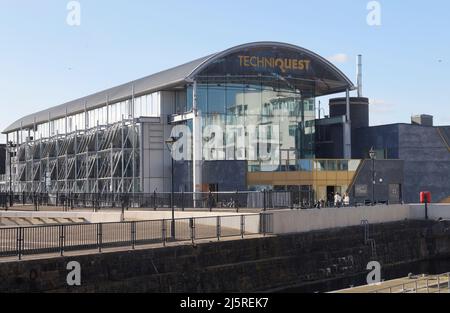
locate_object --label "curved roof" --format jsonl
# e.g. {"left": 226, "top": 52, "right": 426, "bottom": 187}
{"left": 4, "top": 41, "right": 354, "bottom": 134}
{"left": 187, "top": 42, "right": 354, "bottom": 87}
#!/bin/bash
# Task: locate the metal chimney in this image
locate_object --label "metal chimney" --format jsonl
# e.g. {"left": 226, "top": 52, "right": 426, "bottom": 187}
{"left": 357, "top": 54, "right": 363, "bottom": 97}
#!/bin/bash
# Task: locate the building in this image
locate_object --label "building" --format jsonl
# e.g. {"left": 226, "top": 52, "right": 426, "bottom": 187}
{"left": 352, "top": 122, "right": 450, "bottom": 203}
{"left": 2, "top": 41, "right": 449, "bottom": 204}
{"left": 0, "top": 144, "right": 5, "bottom": 192}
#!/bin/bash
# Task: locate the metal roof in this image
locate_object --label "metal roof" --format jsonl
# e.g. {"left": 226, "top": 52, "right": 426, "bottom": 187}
{"left": 3, "top": 55, "right": 212, "bottom": 134}
{"left": 3, "top": 41, "right": 354, "bottom": 134}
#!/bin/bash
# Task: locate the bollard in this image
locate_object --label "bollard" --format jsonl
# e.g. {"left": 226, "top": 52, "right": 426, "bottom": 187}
{"left": 190, "top": 218, "right": 195, "bottom": 245}
{"left": 216, "top": 216, "right": 221, "bottom": 241}
{"left": 131, "top": 221, "right": 136, "bottom": 250}
{"left": 181, "top": 191, "right": 185, "bottom": 212}
{"left": 263, "top": 189, "right": 267, "bottom": 212}
{"left": 59, "top": 225, "right": 65, "bottom": 257}
{"left": 162, "top": 220, "right": 166, "bottom": 247}
{"left": 209, "top": 191, "right": 213, "bottom": 212}
{"left": 97, "top": 223, "right": 103, "bottom": 253}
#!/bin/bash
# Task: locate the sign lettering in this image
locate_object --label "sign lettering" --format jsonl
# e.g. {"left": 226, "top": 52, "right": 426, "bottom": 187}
{"left": 238, "top": 55, "right": 311, "bottom": 73}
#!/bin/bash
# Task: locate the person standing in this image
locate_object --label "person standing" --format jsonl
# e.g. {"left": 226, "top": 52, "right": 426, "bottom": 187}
{"left": 344, "top": 193, "right": 350, "bottom": 207}
{"left": 334, "top": 192, "right": 341, "bottom": 207}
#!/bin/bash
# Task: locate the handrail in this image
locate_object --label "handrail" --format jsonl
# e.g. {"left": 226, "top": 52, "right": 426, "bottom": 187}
{"left": 371, "top": 273, "right": 450, "bottom": 293}
{"left": 0, "top": 212, "right": 274, "bottom": 260}
{"left": 437, "top": 127, "right": 450, "bottom": 152}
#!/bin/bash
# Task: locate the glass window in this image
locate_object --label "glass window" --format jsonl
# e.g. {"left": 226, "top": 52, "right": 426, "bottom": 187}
{"left": 68, "top": 116, "right": 73, "bottom": 132}
{"left": 197, "top": 85, "right": 208, "bottom": 113}
{"left": 134, "top": 96, "right": 142, "bottom": 117}
{"left": 327, "top": 160, "right": 337, "bottom": 171}
{"left": 149, "top": 93, "right": 160, "bottom": 117}
{"left": 187, "top": 85, "right": 193, "bottom": 111}
{"left": 337, "top": 160, "right": 349, "bottom": 171}
{"left": 207, "top": 84, "right": 226, "bottom": 115}
{"left": 175, "top": 90, "right": 187, "bottom": 114}
{"left": 315, "top": 160, "right": 327, "bottom": 171}
{"left": 298, "top": 159, "right": 313, "bottom": 171}
{"left": 116, "top": 103, "right": 120, "bottom": 121}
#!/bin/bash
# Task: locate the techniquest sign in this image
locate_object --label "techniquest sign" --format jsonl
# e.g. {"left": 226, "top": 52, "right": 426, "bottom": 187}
{"left": 238, "top": 55, "right": 311, "bottom": 73}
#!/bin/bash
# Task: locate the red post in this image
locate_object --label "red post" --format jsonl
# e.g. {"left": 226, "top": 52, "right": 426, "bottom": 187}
{"left": 420, "top": 192, "right": 431, "bottom": 220}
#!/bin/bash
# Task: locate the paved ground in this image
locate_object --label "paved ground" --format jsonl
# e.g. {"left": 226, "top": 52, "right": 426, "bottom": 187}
{"left": 334, "top": 274, "right": 450, "bottom": 293}
{"left": 0, "top": 219, "right": 261, "bottom": 261}
{"left": 0, "top": 233, "right": 269, "bottom": 263}
{"left": 0, "top": 206, "right": 267, "bottom": 262}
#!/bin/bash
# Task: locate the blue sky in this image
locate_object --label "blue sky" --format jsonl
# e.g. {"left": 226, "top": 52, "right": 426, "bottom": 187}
{"left": 0, "top": 0, "right": 449, "bottom": 143}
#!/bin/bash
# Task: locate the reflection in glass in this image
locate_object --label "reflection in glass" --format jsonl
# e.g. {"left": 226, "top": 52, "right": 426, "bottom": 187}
{"left": 191, "top": 77, "right": 315, "bottom": 170}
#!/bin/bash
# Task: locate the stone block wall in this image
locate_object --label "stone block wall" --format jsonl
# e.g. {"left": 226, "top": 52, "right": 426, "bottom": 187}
{"left": 1, "top": 220, "right": 449, "bottom": 293}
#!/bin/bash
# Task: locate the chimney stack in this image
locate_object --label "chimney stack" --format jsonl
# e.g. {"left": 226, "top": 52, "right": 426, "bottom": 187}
{"left": 357, "top": 55, "right": 363, "bottom": 97}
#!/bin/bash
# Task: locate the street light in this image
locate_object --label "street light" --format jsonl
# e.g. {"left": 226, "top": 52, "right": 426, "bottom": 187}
{"left": 369, "top": 147, "right": 376, "bottom": 205}
{"left": 165, "top": 136, "right": 180, "bottom": 239}
{"left": 7, "top": 141, "right": 16, "bottom": 208}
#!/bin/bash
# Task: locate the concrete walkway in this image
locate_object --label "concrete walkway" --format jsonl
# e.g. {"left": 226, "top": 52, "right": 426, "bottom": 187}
{"left": 334, "top": 274, "right": 450, "bottom": 293}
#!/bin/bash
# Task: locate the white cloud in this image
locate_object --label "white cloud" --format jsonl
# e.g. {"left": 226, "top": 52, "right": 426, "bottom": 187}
{"left": 369, "top": 99, "right": 395, "bottom": 113}
{"left": 327, "top": 53, "right": 349, "bottom": 64}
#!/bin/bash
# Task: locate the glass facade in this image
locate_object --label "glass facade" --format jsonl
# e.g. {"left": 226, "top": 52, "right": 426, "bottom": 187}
{"left": 170, "top": 44, "right": 354, "bottom": 194}
{"left": 185, "top": 77, "right": 315, "bottom": 170}
{"left": 5, "top": 92, "right": 160, "bottom": 194}
{"left": 9, "top": 92, "right": 161, "bottom": 145}
{"left": 5, "top": 42, "right": 355, "bottom": 196}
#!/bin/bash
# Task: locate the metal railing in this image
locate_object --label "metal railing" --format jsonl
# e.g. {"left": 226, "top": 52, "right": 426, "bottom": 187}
{"left": 0, "top": 191, "right": 302, "bottom": 211}
{"left": 0, "top": 213, "right": 273, "bottom": 260}
{"left": 0, "top": 191, "right": 387, "bottom": 212}
{"left": 372, "top": 273, "right": 450, "bottom": 293}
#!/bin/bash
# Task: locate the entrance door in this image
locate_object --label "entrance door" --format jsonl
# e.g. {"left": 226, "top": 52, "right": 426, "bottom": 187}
{"left": 389, "top": 184, "right": 401, "bottom": 204}
{"left": 326, "top": 186, "right": 342, "bottom": 206}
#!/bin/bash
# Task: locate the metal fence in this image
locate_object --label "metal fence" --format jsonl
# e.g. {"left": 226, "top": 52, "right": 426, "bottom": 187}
{"left": 371, "top": 273, "right": 450, "bottom": 293}
{"left": 0, "top": 213, "right": 273, "bottom": 260}
{"left": 0, "top": 191, "right": 303, "bottom": 211}
{"left": 0, "top": 191, "right": 386, "bottom": 212}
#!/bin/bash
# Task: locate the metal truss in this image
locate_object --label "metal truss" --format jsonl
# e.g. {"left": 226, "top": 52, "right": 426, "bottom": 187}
{"left": 9, "top": 120, "right": 140, "bottom": 194}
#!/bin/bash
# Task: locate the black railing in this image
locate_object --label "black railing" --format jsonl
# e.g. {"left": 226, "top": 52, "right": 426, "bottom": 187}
{"left": 0, "top": 191, "right": 302, "bottom": 211}
{"left": 0, "top": 191, "right": 388, "bottom": 212}
{"left": 0, "top": 213, "right": 273, "bottom": 260}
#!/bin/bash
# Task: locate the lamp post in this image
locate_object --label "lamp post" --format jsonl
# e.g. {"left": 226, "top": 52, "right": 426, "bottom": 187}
{"left": 165, "top": 136, "right": 179, "bottom": 239}
{"left": 7, "top": 141, "right": 16, "bottom": 208}
{"left": 369, "top": 147, "right": 376, "bottom": 205}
